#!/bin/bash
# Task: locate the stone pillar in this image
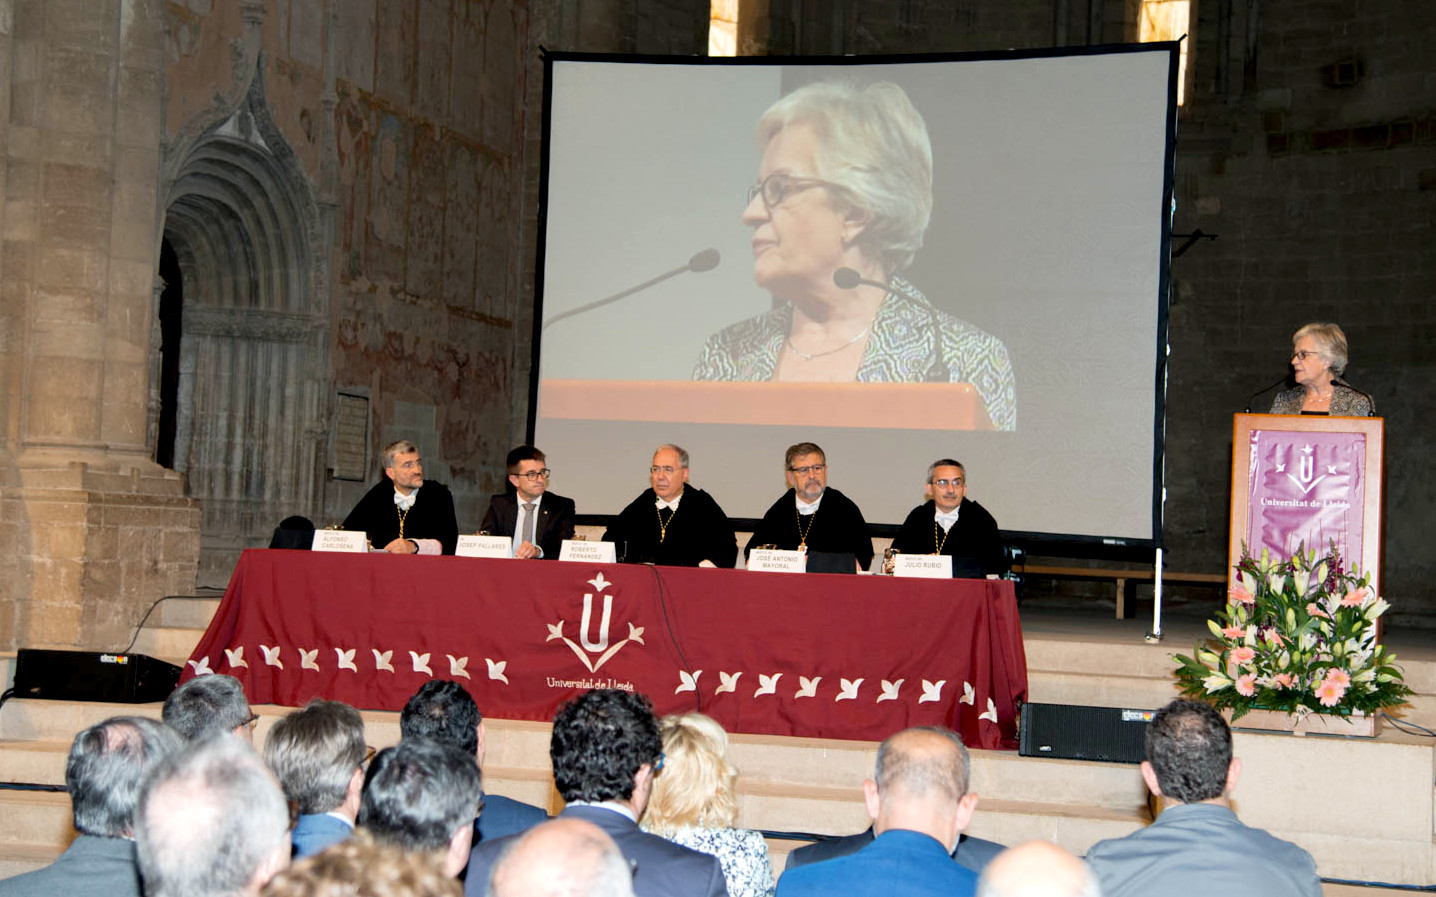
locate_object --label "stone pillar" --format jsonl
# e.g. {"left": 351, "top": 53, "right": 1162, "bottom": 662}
{"left": 0, "top": 0, "right": 199, "bottom": 652}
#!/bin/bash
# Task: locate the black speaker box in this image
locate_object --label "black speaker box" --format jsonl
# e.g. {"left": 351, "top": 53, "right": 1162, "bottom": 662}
{"left": 12, "top": 649, "right": 182, "bottom": 704}
{"left": 1018, "top": 702, "right": 1154, "bottom": 764}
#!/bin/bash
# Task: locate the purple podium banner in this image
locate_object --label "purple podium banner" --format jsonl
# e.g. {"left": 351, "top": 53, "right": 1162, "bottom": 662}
{"left": 1246, "top": 429, "right": 1367, "bottom": 566}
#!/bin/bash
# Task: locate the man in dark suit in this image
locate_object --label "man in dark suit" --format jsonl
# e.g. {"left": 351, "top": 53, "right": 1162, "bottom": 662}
{"left": 262, "top": 699, "right": 369, "bottom": 858}
{"left": 342, "top": 439, "right": 459, "bottom": 555}
{"left": 360, "top": 740, "right": 482, "bottom": 878}
{"left": 465, "top": 689, "right": 727, "bottom": 897}
{"left": 889, "top": 459, "right": 1006, "bottom": 577}
{"left": 744, "top": 442, "right": 874, "bottom": 571}
{"left": 784, "top": 827, "right": 1005, "bottom": 875}
{"left": 0, "top": 717, "right": 181, "bottom": 897}
{"left": 400, "top": 680, "right": 548, "bottom": 843}
{"left": 776, "top": 727, "right": 980, "bottom": 897}
{"left": 478, "top": 445, "right": 576, "bottom": 559}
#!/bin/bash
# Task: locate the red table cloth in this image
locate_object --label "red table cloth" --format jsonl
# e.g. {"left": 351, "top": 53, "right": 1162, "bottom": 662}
{"left": 184, "top": 549, "right": 1028, "bottom": 749}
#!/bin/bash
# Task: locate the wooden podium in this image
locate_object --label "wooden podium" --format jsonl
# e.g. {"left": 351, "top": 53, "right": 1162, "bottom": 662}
{"left": 1228, "top": 413, "right": 1384, "bottom": 590}
{"left": 540, "top": 379, "right": 994, "bottom": 431}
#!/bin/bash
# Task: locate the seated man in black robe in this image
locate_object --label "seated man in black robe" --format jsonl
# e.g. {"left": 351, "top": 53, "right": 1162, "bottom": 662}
{"left": 889, "top": 459, "right": 1005, "bottom": 577}
{"left": 602, "top": 444, "right": 736, "bottom": 568}
{"left": 342, "top": 440, "right": 459, "bottom": 555}
{"left": 744, "top": 442, "right": 873, "bottom": 572}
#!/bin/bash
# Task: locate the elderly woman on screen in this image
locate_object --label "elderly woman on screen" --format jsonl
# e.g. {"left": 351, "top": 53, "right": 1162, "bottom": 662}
{"left": 1270, "top": 322, "right": 1372, "bottom": 416}
{"left": 692, "top": 80, "right": 1017, "bottom": 431}
{"left": 641, "top": 713, "right": 775, "bottom": 897}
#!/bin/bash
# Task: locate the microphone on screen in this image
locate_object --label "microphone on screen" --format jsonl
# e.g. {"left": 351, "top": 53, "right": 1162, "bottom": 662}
{"left": 832, "top": 268, "right": 949, "bottom": 382}
{"left": 1242, "top": 375, "right": 1290, "bottom": 413}
{"left": 1331, "top": 378, "right": 1376, "bottom": 415}
{"left": 542, "top": 249, "right": 721, "bottom": 331}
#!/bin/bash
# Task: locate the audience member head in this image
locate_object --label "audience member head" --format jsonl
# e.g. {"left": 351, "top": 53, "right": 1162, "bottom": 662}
{"left": 136, "top": 735, "right": 291, "bottom": 897}
{"left": 162, "top": 674, "right": 255, "bottom": 742}
{"left": 489, "top": 818, "right": 636, "bottom": 897}
{"left": 359, "top": 739, "right": 481, "bottom": 877}
{"left": 67, "top": 716, "right": 182, "bottom": 838}
{"left": 264, "top": 699, "right": 368, "bottom": 820}
{"left": 976, "top": 841, "right": 1101, "bottom": 897}
{"left": 1142, "top": 699, "right": 1238, "bottom": 805}
{"left": 399, "top": 680, "right": 482, "bottom": 761}
{"left": 644, "top": 713, "right": 737, "bottom": 835}
{"left": 261, "top": 830, "right": 460, "bottom": 897}
{"left": 865, "top": 726, "right": 977, "bottom": 852}
{"left": 649, "top": 445, "right": 689, "bottom": 503}
{"left": 550, "top": 689, "right": 662, "bottom": 813}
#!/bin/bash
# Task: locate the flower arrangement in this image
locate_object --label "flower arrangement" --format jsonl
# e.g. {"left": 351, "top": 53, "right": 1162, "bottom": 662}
{"left": 1173, "top": 543, "right": 1412, "bottom": 720}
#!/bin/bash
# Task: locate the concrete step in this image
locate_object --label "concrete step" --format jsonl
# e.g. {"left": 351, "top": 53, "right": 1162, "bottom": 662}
{"left": 129, "top": 626, "right": 204, "bottom": 660}
{"left": 0, "top": 842, "right": 63, "bottom": 880}
{"left": 156, "top": 596, "right": 222, "bottom": 630}
{"left": 1026, "top": 669, "right": 1181, "bottom": 709}
{"left": 0, "top": 653, "right": 15, "bottom": 693}
{"left": 0, "top": 790, "right": 73, "bottom": 847}
{"left": 0, "top": 740, "right": 71, "bottom": 785}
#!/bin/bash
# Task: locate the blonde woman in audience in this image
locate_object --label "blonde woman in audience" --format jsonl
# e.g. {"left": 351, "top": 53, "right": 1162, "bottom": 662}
{"left": 642, "top": 713, "right": 775, "bottom": 897}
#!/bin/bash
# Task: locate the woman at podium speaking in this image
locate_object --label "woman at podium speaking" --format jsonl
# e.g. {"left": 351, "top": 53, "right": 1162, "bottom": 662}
{"left": 692, "top": 80, "right": 1017, "bottom": 431}
{"left": 1270, "top": 322, "right": 1373, "bottom": 416}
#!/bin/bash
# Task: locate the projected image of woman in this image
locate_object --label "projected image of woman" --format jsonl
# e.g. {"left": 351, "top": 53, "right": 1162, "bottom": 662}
{"left": 692, "top": 80, "right": 1017, "bottom": 431}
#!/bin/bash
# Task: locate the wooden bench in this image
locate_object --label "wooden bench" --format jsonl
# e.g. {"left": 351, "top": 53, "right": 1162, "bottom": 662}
{"left": 1012, "top": 564, "right": 1229, "bottom": 618}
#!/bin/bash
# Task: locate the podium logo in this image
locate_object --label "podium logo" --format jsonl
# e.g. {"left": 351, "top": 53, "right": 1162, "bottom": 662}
{"left": 546, "top": 572, "right": 645, "bottom": 673}
{"left": 1274, "top": 444, "right": 1340, "bottom": 495}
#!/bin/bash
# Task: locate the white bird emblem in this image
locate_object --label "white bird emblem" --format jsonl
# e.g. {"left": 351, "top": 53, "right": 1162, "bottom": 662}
{"left": 410, "top": 652, "right": 433, "bottom": 676}
{"left": 836, "top": 678, "right": 864, "bottom": 702}
{"left": 920, "top": 679, "right": 947, "bottom": 704}
{"left": 486, "top": 659, "right": 509, "bottom": 684}
{"left": 224, "top": 647, "right": 247, "bottom": 669}
{"left": 627, "top": 622, "right": 645, "bottom": 644}
{"left": 877, "top": 679, "right": 904, "bottom": 703}
{"left": 675, "top": 670, "right": 702, "bottom": 694}
{"left": 260, "top": 645, "right": 283, "bottom": 669}
{"left": 587, "top": 572, "right": 612, "bottom": 591}
{"left": 335, "top": 648, "right": 357, "bottom": 672}
{"left": 447, "top": 655, "right": 471, "bottom": 679}
{"left": 716, "top": 671, "right": 741, "bottom": 694}
{"left": 300, "top": 649, "right": 319, "bottom": 671}
{"left": 979, "top": 697, "right": 999, "bottom": 724}
{"left": 546, "top": 622, "right": 565, "bottom": 642}
{"left": 754, "top": 673, "right": 782, "bottom": 697}
{"left": 796, "top": 676, "right": 821, "bottom": 699}
{"left": 373, "top": 649, "right": 395, "bottom": 672}
{"left": 960, "top": 681, "right": 976, "bottom": 705}
{"left": 187, "top": 657, "right": 213, "bottom": 676}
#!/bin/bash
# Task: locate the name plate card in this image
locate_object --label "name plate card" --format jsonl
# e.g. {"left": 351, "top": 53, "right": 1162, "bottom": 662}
{"left": 312, "top": 530, "right": 368, "bottom": 553}
{"left": 456, "top": 535, "right": 513, "bottom": 558}
{"left": 892, "top": 554, "right": 953, "bottom": 579}
{"left": 559, "top": 540, "right": 617, "bottom": 563}
{"left": 748, "top": 549, "right": 807, "bottom": 573}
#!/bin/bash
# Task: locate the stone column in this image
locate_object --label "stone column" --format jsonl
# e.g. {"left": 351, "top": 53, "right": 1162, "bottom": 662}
{"left": 0, "top": 0, "right": 198, "bottom": 652}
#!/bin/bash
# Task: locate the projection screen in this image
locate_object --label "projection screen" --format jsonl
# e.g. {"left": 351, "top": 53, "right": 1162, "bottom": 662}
{"left": 531, "top": 45, "right": 1177, "bottom": 546}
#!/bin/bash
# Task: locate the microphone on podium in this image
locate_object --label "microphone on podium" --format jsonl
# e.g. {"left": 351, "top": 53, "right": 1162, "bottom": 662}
{"left": 542, "top": 249, "right": 721, "bottom": 331}
{"left": 1243, "top": 375, "right": 1290, "bottom": 413}
{"left": 832, "top": 268, "right": 949, "bottom": 382}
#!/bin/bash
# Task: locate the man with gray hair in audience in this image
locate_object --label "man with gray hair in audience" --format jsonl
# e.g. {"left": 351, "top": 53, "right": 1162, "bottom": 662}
{"left": 136, "top": 735, "right": 292, "bottom": 897}
{"left": 977, "top": 841, "right": 1102, "bottom": 897}
{"left": 162, "top": 673, "right": 256, "bottom": 742}
{"left": 263, "top": 699, "right": 370, "bottom": 859}
{"left": 359, "top": 739, "right": 483, "bottom": 878}
{"left": 0, "top": 717, "right": 181, "bottom": 897}
{"left": 489, "top": 818, "right": 636, "bottom": 897}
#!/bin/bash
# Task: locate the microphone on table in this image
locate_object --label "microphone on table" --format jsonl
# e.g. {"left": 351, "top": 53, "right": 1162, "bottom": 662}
{"left": 1331, "top": 377, "right": 1376, "bottom": 415}
{"left": 833, "top": 267, "right": 948, "bottom": 382}
{"left": 1243, "top": 375, "right": 1290, "bottom": 413}
{"left": 541, "top": 249, "right": 721, "bottom": 331}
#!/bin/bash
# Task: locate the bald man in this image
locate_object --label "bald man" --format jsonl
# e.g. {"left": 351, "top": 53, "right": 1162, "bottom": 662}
{"left": 489, "top": 818, "right": 636, "bottom": 897}
{"left": 776, "top": 727, "right": 979, "bottom": 897}
{"left": 977, "top": 842, "right": 1101, "bottom": 897}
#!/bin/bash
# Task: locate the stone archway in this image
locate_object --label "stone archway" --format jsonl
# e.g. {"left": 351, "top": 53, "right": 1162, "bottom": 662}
{"left": 160, "top": 69, "right": 332, "bottom": 587}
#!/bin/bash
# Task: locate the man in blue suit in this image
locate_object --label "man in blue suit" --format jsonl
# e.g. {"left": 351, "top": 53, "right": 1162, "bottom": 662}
{"left": 465, "top": 689, "right": 727, "bottom": 897}
{"left": 401, "top": 680, "right": 548, "bottom": 843}
{"left": 776, "top": 727, "right": 980, "bottom": 897}
{"left": 263, "top": 700, "right": 369, "bottom": 858}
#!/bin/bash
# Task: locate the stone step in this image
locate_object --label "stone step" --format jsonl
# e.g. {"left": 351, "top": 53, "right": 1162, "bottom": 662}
{"left": 0, "top": 653, "right": 15, "bottom": 692}
{"left": 155, "top": 596, "right": 222, "bottom": 630}
{"left": 1026, "top": 669, "right": 1181, "bottom": 708}
{"left": 129, "top": 626, "right": 204, "bottom": 660}
{"left": 0, "top": 842, "right": 62, "bottom": 880}
{"left": 0, "top": 791, "right": 72, "bottom": 847}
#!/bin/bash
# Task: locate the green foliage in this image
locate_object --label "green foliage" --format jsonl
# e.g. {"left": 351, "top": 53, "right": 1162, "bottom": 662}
{"left": 1172, "top": 543, "right": 1412, "bottom": 719}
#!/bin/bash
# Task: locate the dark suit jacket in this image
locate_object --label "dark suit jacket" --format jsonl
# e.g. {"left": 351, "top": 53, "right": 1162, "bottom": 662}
{"left": 291, "top": 813, "right": 353, "bottom": 859}
{"left": 479, "top": 492, "right": 576, "bottom": 560}
{"left": 0, "top": 835, "right": 141, "bottom": 897}
{"left": 889, "top": 498, "right": 1006, "bottom": 577}
{"left": 776, "top": 829, "right": 977, "bottom": 897}
{"left": 342, "top": 476, "right": 460, "bottom": 555}
{"left": 783, "top": 826, "right": 1005, "bottom": 875}
{"left": 465, "top": 805, "right": 728, "bottom": 897}
{"left": 474, "top": 792, "right": 548, "bottom": 843}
